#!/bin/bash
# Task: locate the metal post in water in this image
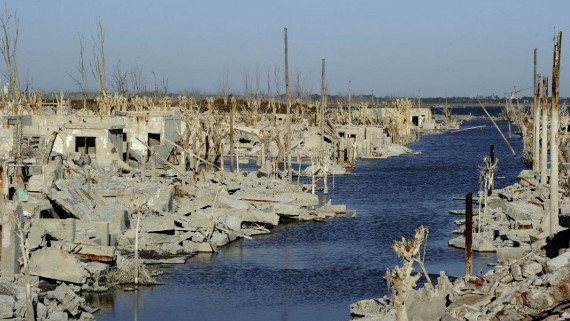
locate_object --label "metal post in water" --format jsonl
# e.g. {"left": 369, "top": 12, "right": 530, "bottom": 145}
{"left": 465, "top": 193, "right": 473, "bottom": 276}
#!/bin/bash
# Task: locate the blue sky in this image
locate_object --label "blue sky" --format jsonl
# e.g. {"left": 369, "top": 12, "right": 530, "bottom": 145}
{"left": 5, "top": 0, "right": 570, "bottom": 97}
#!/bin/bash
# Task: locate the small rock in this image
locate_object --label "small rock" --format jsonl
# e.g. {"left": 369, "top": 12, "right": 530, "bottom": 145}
{"left": 48, "top": 311, "right": 69, "bottom": 321}
{"left": 522, "top": 262, "right": 543, "bottom": 277}
{"left": 527, "top": 291, "right": 555, "bottom": 310}
{"left": 510, "top": 264, "right": 523, "bottom": 281}
{"left": 0, "top": 294, "right": 15, "bottom": 319}
{"left": 546, "top": 251, "right": 570, "bottom": 272}
{"left": 191, "top": 232, "right": 206, "bottom": 243}
{"left": 78, "top": 311, "right": 96, "bottom": 321}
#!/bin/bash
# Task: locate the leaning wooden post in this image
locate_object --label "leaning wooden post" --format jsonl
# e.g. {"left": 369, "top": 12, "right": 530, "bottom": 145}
{"left": 533, "top": 69, "right": 540, "bottom": 171}
{"left": 465, "top": 193, "right": 473, "bottom": 276}
{"left": 550, "top": 31, "right": 562, "bottom": 237}
{"left": 321, "top": 59, "right": 328, "bottom": 194}
{"left": 229, "top": 97, "right": 236, "bottom": 173}
{"left": 284, "top": 28, "right": 293, "bottom": 181}
{"left": 348, "top": 81, "right": 352, "bottom": 124}
{"left": 540, "top": 76, "right": 549, "bottom": 184}
{"left": 479, "top": 101, "right": 516, "bottom": 155}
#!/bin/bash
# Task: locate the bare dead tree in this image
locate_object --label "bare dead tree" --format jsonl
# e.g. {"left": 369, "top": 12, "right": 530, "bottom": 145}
{"left": 68, "top": 33, "right": 88, "bottom": 111}
{"left": 294, "top": 69, "right": 302, "bottom": 103}
{"left": 160, "top": 74, "right": 169, "bottom": 96}
{"left": 0, "top": 3, "right": 19, "bottom": 99}
{"left": 90, "top": 18, "right": 107, "bottom": 95}
{"left": 255, "top": 65, "right": 262, "bottom": 100}
{"left": 243, "top": 68, "right": 251, "bottom": 105}
{"left": 273, "top": 65, "right": 281, "bottom": 104}
{"left": 218, "top": 66, "right": 230, "bottom": 103}
{"left": 152, "top": 70, "right": 159, "bottom": 97}
{"left": 130, "top": 66, "right": 145, "bottom": 96}
{"left": 265, "top": 65, "right": 272, "bottom": 104}
{"left": 112, "top": 58, "right": 128, "bottom": 95}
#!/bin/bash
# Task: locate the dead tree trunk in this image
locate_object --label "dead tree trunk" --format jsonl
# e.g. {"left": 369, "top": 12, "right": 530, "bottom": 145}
{"left": 348, "top": 80, "right": 352, "bottom": 124}
{"left": 533, "top": 74, "right": 541, "bottom": 172}
{"left": 284, "top": 28, "right": 292, "bottom": 181}
{"left": 321, "top": 59, "right": 328, "bottom": 194}
{"left": 540, "top": 76, "right": 549, "bottom": 184}
{"left": 229, "top": 98, "right": 236, "bottom": 172}
{"left": 533, "top": 49, "right": 539, "bottom": 171}
{"left": 550, "top": 31, "right": 562, "bottom": 237}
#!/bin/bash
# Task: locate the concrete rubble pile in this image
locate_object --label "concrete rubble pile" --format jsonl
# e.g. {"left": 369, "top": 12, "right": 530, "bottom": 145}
{"left": 0, "top": 91, "right": 452, "bottom": 320}
{"left": 448, "top": 170, "right": 570, "bottom": 261}
{"left": 350, "top": 240, "right": 570, "bottom": 320}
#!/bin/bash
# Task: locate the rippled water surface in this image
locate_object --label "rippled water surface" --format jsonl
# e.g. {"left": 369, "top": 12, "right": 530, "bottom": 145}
{"left": 96, "top": 112, "right": 525, "bottom": 321}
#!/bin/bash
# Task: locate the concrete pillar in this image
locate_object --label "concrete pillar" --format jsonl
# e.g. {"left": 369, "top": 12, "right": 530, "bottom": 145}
{"left": 97, "top": 221, "right": 109, "bottom": 246}
{"left": 1, "top": 203, "right": 22, "bottom": 280}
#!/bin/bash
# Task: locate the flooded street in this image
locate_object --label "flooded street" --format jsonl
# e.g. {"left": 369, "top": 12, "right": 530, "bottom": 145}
{"left": 96, "top": 114, "right": 526, "bottom": 321}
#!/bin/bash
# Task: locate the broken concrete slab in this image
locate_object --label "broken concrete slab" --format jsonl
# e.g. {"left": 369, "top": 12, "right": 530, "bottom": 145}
{"left": 501, "top": 201, "right": 542, "bottom": 221}
{"left": 29, "top": 218, "right": 76, "bottom": 251}
{"left": 272, "top": 192, "right": 319, "bottom": 206}
{"left": 75, "top": 220, "right": 109, "bottom": 246}
{"left": 139, "top": 216, "right": 176, "bottom": 233}
{"left": 496, "top": 245, "right": 531, "bottom": 262}
{"left": 0, "top": 294, "right": 15, "bottom": 319}
{"left": 53, "top": 283, "right": 86, "bottom": 317}
{"left": 243, "top": 209, "right": 279, "bottom": 226}
{"left": 70, "top": 243, "right": 115, "bottom": 262}
{"left": 29, "top": 248, "right": 89, "bottom": 284}
{"left": 48, "top": 179, "right": 97, "bottom": 220}
{"left": 1, "top": 202, "right": 22, "bottom": 281}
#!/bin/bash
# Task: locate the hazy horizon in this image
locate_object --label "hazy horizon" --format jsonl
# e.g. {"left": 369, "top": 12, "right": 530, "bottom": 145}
{"left": 4, "top": 0, "right": 570, "bottom": 97}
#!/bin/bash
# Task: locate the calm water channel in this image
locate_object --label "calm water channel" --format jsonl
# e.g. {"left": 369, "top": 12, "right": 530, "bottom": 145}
{"left": 95, "top": 107, "right": 526, "bottom": 321}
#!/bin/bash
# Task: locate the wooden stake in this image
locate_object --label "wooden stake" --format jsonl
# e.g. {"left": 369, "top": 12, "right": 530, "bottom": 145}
{"left": 465, "top": 193, "right": 473, "bottom": 276}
